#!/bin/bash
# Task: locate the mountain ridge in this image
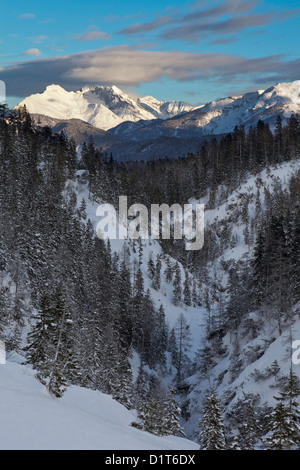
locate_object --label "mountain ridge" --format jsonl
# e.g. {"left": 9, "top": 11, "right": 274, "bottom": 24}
{"left": 17, "top": 84, "right": 195, "bottom": 131}
{"left": 17, "top": 80, "right": 300, "bottom": 138}
{"left": 109, "top": 80, "right": 300, "bottom": 140}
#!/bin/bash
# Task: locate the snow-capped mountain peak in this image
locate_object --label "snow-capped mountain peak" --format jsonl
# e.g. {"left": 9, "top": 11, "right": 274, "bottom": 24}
{"left": 16, "top": 84, "right": 195, "bottom": 131}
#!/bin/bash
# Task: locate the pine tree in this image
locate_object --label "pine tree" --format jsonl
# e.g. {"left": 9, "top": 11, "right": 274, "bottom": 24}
{"left": 0, "top": 287, "right": 10, "bottom": 338}
{"left": 278, "top": 366, "right": 300, "bottom": 416}
{"left": 134, "top": 361, "right": 149, "bottom": 405}
{"left": 151, "top": 304, "right": 168, "bottom": 367}
{"left": 266, "top": 368, "right": 300, "bottom": 450}
{"left": 251, "top": 229, "right": 267, "bottom": 309}
{"left": 26, "top": 292, "right": 53, "bottom": 369}
{"left": 265, "top": 401, "right": 297, "bottom": 450}
{"left": 147, "top": 253, "right": 155, "bottom": 280}
{"left": 152, "top": 254, "right": 162, "bottom": 291}
{"left": 173, "top": 262, "right": 182, "bottom": 306}
{"left": 131, "top": 263, "right": 145, "bottom": 353}
{"left": 199, "top": 388, "right": 226, "bottom": 450}
{"left": 274, "top": 114, "right": 283, "bottom": 162}
{"left": 134, "top": 399, "right": 166, "bottom": 436}
{"left": 194, "top": 344, "right": 214, "bottom": 379}
{"left": 174, "top": 313, "right": 191, "bottom": 384}
{"left": 183, "top": 271, "right": 191, "bottom": 306}
{"left": 167, "top": 327, "right": 179, "bottom": 371}
{"left": 267, "top": 359, "right": 281, "bottom": 384}
{"left": 234, "top": 395, "right": 260, "bottom": 450}
{"left": 46, "top": 287, "right": 76, "bottom": 397}
{"left": 26, "top": 287, "right": 76, "bottom": 398}
{"left": 133, "top": 390, "right": 184, "bottom": 437}
{"left": 164, "top": 258, "right": 173, "bottom": 283}
{"left": 111, "top": 356, "right": 133, "bottom": 410}
{"left": 163, "top": 389, "right": 185, "bottom": 437}
{"left": 116, "top": 257, "right": 133, "bottom": 349}
{"left": 78, "top": 198, "right": 87, "bottom": 220}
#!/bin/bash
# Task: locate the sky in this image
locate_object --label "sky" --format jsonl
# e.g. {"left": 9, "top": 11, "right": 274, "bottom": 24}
{"left": 1, "top": 0, "right": 300, "bottom": 108}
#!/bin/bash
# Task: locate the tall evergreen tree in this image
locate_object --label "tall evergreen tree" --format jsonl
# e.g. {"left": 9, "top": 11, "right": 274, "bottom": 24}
{"left": 26, "top": 287, "right": 77, "bottom": 398}
{"left": 266, "top": 367, "right": 300, "bottom": 450}
{"left": 199, "top": 388, "right": 226, "bottom": 450}
{"left": 233, "top": 395, "right": 261, "bottom": 450}
{"left": 173, "top": 263, "right": 182, "bottom": 306}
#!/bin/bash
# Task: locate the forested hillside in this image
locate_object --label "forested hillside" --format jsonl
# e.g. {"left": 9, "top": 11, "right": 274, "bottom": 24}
{"left": 1, "top": 105, "right": 300, "bottom": 449}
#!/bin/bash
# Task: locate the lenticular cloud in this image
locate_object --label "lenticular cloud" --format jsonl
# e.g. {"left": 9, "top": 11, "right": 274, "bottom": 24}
{"left": 2, "top": 45, "right": 298, "bottom": 98}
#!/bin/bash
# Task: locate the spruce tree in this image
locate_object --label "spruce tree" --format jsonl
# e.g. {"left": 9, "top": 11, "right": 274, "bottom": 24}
{"left": 26, "top": 287, "right": 76, "bottom": 398}
{"left": 134, "top": 399, "right": 165, "bottom": 436}
{"left": 152, "top": 254, "right": 162, "bottom": 291}
{"left": 265, "top": 401, "right": 297, "bottom": 450}
{"left": 199, "top": 388, "right": 226, "bottom": 450}
{"left": 26, "top": 292, "right": 53, "bottom": 370}
{"left": 183, "top": 271, "right": 191, "bottom": 306}
{"left": 234, "top": 395, "right": 260, "bottom": 450}
{"left": 173, "top": 262, "right": 182, "bottom": 306}
{"left": 46, "top": 287, "right": 76, "bottom": 397}
{"left": 147, "top": 253, "right": 155, "bottom": 280}
{"left": 164, "top": 258, "right": 173, "bottom": 283}
{"left": 163, "top": 389, "right": 185, "bottom": 437}
{"left": 174, "top": 313, "right": 191, "bottom": 385}
{"left": 266, "top": 368, "right": 300, "bottom": 450}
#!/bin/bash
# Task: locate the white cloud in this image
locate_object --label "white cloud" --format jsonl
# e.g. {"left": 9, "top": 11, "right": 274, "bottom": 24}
{"left": 78, "top": 31, "right": 110, "bottom": 41}
{"left": 22, "top": 48, "right": 42, "bottom": 56}
{"left": 18, "top": 13, "right": 36, "bottom": 19}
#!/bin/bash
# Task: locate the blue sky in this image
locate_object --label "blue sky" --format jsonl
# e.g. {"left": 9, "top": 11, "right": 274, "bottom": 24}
{"left": 1, "top": 0, "right": 300, "bottom": 107}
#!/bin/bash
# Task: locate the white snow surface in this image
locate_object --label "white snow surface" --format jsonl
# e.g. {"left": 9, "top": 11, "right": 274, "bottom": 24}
{"left": 16, "top": 84, "right": 194, "bottom": 131}
{"left": 0, "top": 359, "right": 198, "bottom": 450}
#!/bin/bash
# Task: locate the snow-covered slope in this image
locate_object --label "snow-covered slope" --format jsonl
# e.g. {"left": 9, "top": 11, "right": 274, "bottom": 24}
{"left": 16, "top": 85, "right": 194, "bottom": 131}
{"left": 0, "top": 359, "right": 198, "bottom": 450}
{"left": 183, "top": 80, "right": 300, "bottom": 134}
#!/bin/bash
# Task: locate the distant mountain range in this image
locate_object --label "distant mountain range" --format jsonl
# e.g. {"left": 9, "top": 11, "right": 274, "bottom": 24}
{"left": 110, "top": 80, "right": 300, "bottom": 140}
{"left": 17, "top": 80, "right": 300, "bottom": 161}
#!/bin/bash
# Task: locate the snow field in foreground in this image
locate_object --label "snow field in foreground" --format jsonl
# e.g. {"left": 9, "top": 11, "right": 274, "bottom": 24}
{"left": 0, "top": 360, "right": 199, "bottom": 450}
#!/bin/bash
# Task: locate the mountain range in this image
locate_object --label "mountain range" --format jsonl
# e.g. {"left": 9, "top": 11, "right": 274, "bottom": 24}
{"left": 17, "top": 80, "right": 300, "bottom": 161}
{"left": 17, "top": 84, "right": 194, "bottom": 131}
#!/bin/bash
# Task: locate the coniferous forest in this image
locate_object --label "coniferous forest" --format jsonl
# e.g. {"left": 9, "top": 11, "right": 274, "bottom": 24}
{"left": 1, "top": 104, "right": 300, "bottom": 449}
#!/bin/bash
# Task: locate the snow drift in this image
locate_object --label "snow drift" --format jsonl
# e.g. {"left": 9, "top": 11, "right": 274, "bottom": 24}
{"left": 0, "top": 358, "right": 199, "bottom": 450}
